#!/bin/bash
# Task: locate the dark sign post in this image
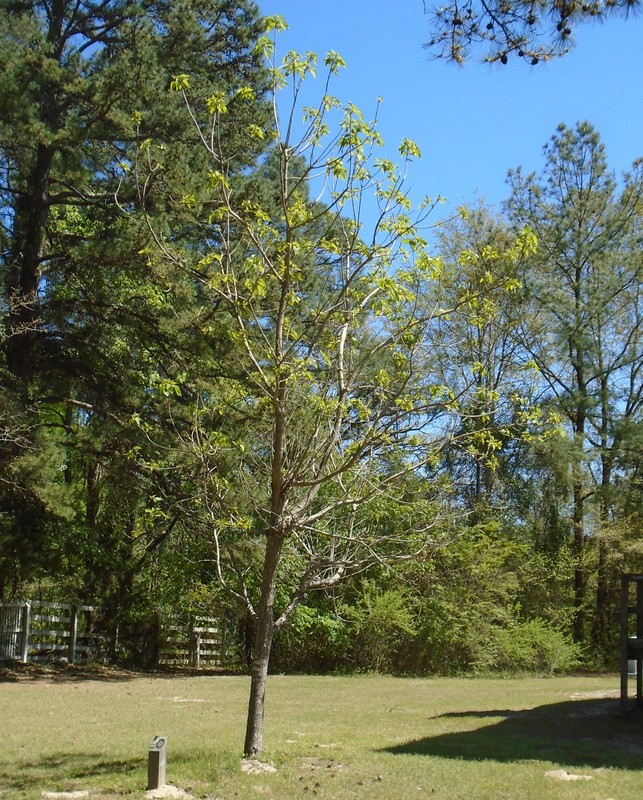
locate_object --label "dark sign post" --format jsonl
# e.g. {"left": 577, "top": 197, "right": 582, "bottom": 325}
{"left": 620, "top": 574, "right": 643, "bottom": 715}
{"left": 147, "top": 736, "right": 167, "bottom": 790}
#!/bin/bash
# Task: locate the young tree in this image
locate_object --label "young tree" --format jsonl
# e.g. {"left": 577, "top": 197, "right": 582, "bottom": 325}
{"left": 506, "top": 122, "right": 643, "bottom": 647}
{"left": 151, "top": 18, "right": 539, "bottom": 757}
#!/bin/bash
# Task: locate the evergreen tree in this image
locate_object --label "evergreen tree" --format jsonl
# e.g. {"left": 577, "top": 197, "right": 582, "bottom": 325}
{"left": 506, "top": 122, "right": 643, "bottom": 649}
{"left": 0, "top": 0, "right": 270, "bottom": 600}
{"left": 423, "top": 0, "right": 639, "bottom": 64}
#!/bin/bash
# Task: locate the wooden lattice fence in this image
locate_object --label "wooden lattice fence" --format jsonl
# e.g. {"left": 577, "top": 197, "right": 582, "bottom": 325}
{"left": 0, "top": 600, "right": 238, "bottom": 668}
{"left": 157, "top": 612, "right": 236, "bottom": 668}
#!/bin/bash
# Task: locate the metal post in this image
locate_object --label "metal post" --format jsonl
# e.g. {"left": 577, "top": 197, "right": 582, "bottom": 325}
{"left": 620, "top": 575, "right": 629, "bottom": 716}
{"left": 68, "top": 604, "right": 78, "bottom": 664}
{"left": 147, "top": 736, "right": 167, "bottom": 790}
{"left": 19, "top": 603, "right": 31, "bottom": 663}
{"left": 637, "top": 579, "right": 643, "bottom": 708}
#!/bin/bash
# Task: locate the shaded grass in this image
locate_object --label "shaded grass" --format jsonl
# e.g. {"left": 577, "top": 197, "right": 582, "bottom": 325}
{"left": 385, "top": 700, "right": 643, "bottom": 768}
{"left": 0, "top": 669, "right": 641, "bottom": 799}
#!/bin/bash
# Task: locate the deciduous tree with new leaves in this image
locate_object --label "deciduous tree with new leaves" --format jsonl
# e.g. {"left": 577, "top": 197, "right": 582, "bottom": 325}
{"left": 427, "top": 204, "right": 548, "bottom": 517}
{"left": 145, "top": 17, "right": 541, "bottom": 757}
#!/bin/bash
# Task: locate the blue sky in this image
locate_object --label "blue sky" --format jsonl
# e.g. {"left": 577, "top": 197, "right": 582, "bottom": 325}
{"left": 258, "top": 1, "right": 642, "bottom": 222}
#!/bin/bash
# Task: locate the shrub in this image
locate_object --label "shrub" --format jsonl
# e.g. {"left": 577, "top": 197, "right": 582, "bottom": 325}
{"left": 342, "top": 584, "right": 418, "bottom": 673}
{"left": 472, "top": 618, "right": 582, "bottom": 675}
{"left": 276, "top": 603, "right": 352, "bottom": 673}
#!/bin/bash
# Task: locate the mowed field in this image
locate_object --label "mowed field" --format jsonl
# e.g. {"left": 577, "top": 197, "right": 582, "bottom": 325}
{"left": 0, "top": 668, "right": 641, "bottom": 800}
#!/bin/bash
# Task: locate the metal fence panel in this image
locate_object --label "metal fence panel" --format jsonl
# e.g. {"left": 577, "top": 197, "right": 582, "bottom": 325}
{"left": 0, "top": 603, "right": 30, "bottom": 661}
{"left": 0, "top": 601, "right": 97, "bottom": 663}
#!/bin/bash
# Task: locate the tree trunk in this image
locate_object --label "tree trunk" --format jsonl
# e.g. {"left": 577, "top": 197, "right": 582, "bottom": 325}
{"left": 5, "top": 2, "right": 66, "bottom": 382}
{"left": 592, "top": 398, "right": 616, "bottom": 655}
{"left": 243, "top": 248, "right": 289, "bottom": 758}
{"left": 571, "top": 399, "right": 587, "bottom": 645}
{"left": 572, "top": 477, "right": 585, "bottom": 643}
{"left": 243, "top": 529, "right": 284, "bottom": 758}
{"left": 592, "top": 537, "right": 615, "bottom": 654}
{"left": 570, "top": 286, "right": 587, "bottom": 645}
{"left": 5, "top": 143, "right": 54, "bottom": 381}
{"left": 86, "top": 460, "right": 102, "bottom": 527}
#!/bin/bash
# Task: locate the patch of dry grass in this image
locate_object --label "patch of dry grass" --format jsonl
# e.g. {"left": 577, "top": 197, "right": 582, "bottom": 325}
{"left": 0, "top": 666, "right": 641, "bottom": 799}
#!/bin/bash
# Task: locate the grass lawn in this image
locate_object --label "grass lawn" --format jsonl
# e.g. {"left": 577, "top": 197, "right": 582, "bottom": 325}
{"left": 0, "top": 666, "right": 641, "bottom": 799}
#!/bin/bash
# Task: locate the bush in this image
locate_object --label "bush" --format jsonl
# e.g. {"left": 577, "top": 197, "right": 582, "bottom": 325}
{"left": 276, "top": 603, "right": 352, "bottom": 673}
{"left": 343, "top": 584, "right": 418, "bottom": 673}
{"left": 276, "top": 581, "right": 420, "bottom": 675}
{"left": 472, "top": 618, "right": 582, "bottom": 675}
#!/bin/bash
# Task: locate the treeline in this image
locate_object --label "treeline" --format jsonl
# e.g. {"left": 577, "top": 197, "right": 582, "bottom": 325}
{"left": 1, "top": 2, "right": 641, "bottom": 678}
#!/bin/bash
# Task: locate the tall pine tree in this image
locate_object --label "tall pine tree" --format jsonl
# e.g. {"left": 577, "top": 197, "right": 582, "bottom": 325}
{"left": 0, "top": 0, "right": 270, "bottom": 600}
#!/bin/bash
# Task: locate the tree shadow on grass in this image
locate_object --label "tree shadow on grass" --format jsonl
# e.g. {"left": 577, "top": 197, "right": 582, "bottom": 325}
{"left": 0, "top": 753, "right": 141, "bottom": 792}
{"left": 382, "top": 697, "right": 643, "bottom": 771}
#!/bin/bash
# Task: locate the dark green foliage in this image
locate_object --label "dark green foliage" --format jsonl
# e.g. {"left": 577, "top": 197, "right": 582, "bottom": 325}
{"left": 275, "top": 600, "right": 353, "bottom": 673}
{"left": 0, "top": 0, "right": 270, "bottom": 603}
{"left": 272, "top": 523, "right": 581, "bottom": 676}
{"left": 507, "top": 122, "right": 643, "bottom": 653}
{"left": 394, "top": 524, "right": 574, "bottom": 675}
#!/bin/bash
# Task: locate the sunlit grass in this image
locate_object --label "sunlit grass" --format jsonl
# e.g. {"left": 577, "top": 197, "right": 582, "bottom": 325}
{"left": 0, "top": 668, "right": 641, "bottom": 799}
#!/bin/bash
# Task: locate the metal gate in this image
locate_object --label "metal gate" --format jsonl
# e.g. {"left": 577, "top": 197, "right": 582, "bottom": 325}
{"left": 0, "top": 602, "right": 30, "bottom": 662}
{"left": 0, "top": 601, "right": 97, "bottom": 663}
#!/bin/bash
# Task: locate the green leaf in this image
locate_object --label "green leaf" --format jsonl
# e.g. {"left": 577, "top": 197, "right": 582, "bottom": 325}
{"left": 398, "top": 138, "right": 421, "bottom": 159}
{"left": 170, "top": 73, "right": 190, "bottom": 92}
{"left": 247, "top": 124, "right": 265, "bottom": 140}
{"left": 206, "top": 92, "right": 228, "bottom": 115}
{"left": 264, "top": 14, "right": 288, "bottom": 32}
{"left": 324, "top": 50, "right": 347, "bottom": 74}
{"left": 207, "top": 170, "right": 230, "bottom": 191}
{"left": 234, "top": 86, "right": 256, "bottom": 102}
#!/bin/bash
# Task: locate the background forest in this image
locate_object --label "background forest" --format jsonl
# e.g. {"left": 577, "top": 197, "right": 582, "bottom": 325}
{"left": 1, "top": 0, "right": 641, "bottom": 682}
